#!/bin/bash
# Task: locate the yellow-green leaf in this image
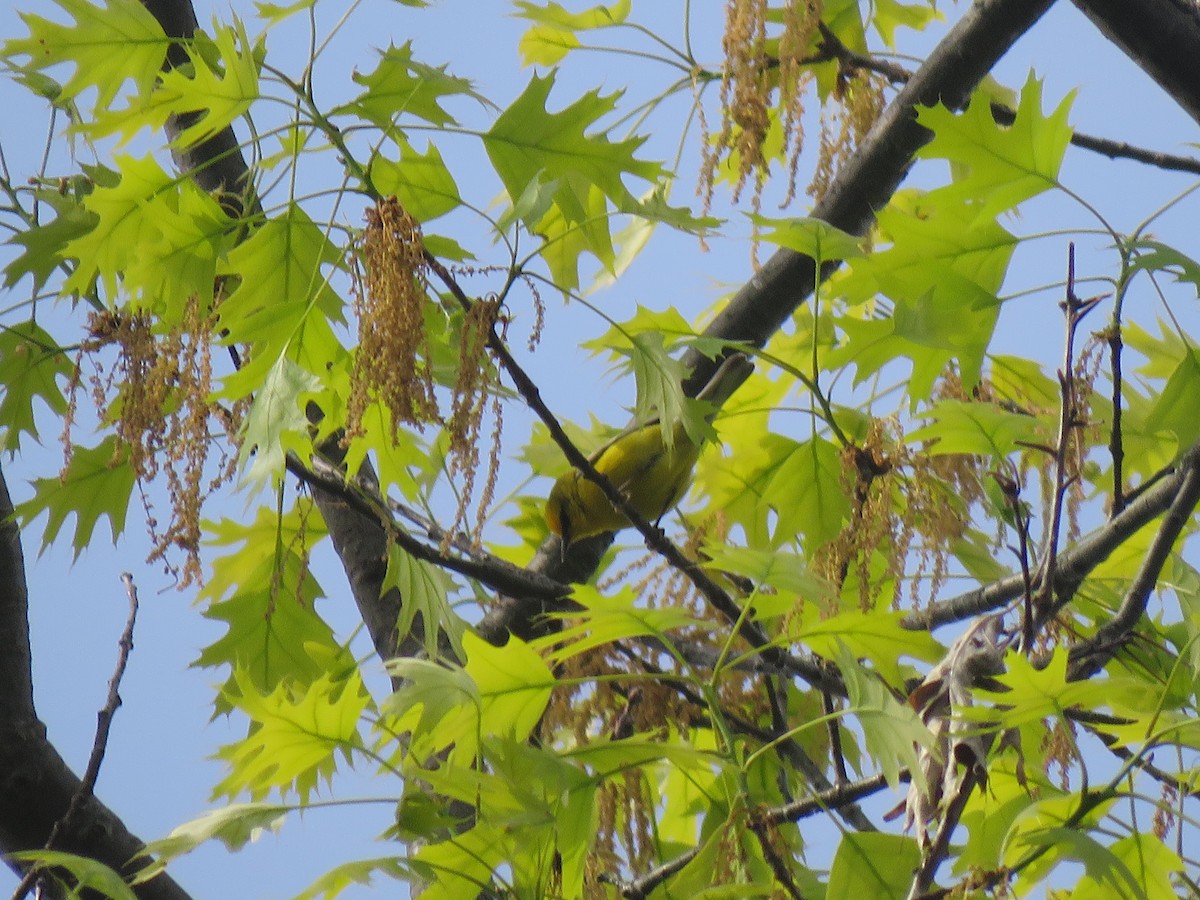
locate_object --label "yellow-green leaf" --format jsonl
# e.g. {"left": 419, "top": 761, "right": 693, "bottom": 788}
{"left": 215, "top": 668, "right": 368, "bottom": 801}
{"left": 5, "top": 0, "right": 166, "bottom": 112}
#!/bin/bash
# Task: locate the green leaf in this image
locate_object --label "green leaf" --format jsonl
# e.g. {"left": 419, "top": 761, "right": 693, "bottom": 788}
{"left": 369, "top": 138, "right": 461, "bottom": 221}
{"left": 3, "top": 194, "right": 97, "bottom": 293}
{"left": 291, "top": 857, "right": 414, "bottom": 899}
{"left": 9, "top": 850, "right": 138, "bottom": 900}
{"left": 514, "top": 0, "right": 632, "bottom": 65}
{"left": 150, "top": 19, "right": 260, "bottom": 146}
{"left": 214, "top": 667, "right": 368, "bottom": 801}
{"left": 544, "top": 584, "right": 702, "bottom": 663}
{"left": 916, "top": 73, "right": 1073, "bottom": 222}
{"left": 1072, "top": 834, "right": 1183, "bottom": 900}
{"left": 623, "top": 330, "right": 709, "bottom": 450}
{"left": 474, "top": 739, "right": 597, "bottom": 897}
{"left": 123, "top": 180, "right": 232, "bottom": 319}
{"left": 1142, "top": 348, "right": 1200, "bottom": 454}
{"left": 4, "top": 0, "right": 166, "bottom": 112}
{"left": 765, "top": 435, "right": 851, "bottom": 553}
{"left": 514, "top": 0, "right": 631, "bottom": 30}
{"left": 1127, "top": 239, "right": 1200, "bottom": 298}
{"left": 382, "top": 544, "right": 465, "bottom": 660}
{"left": 238, "top": 357, "right": 321, "bottom": 488}
{"left": 957, "top": 766, "right": 1037, "bottom": 875}
{"left": 835, "top": 645, "right": 932, "bottom": 789}
{"left": 1013, "top": 825, "right": 1143, "bottom": 899}
{"left": 385, "top": 634, "right": 553, "bottom": 766}
{"left": 749, "top": 214, "right": 865, "bottom": 263}
{"left": 61, "top": 154, "right": 176, "bottom": 301}
{"left": 347, "top": 42, "right": 480, "bottom": 129}
{"left": 800, "top": 610, "right": 944, "bottom": 685}
{"left": 828, "top": 833, "right": 921, "bottom": 899}
{"left": 195, "top": 505, "right": 340, "bottom": 711}
{"left": 411, "top": 822, "right": 505, "bottom": 899}
{"left": 0, "top": 322, "right": 71, "bottom": 452}
{"left": 483, "top": 71, "right": 662, "bottom": 234}
{"left": 952, "top": 528, "right": 1012, "bottom": 583}
{"left": 832, "top": 190, "right": 1016, "bottom": 398}
{"left": 16, "top": 438, "right": 136, "bottom": 558}
{"left": 699, "top": 544, "right": 832, "bottom": 601}
{"left": 908, "top": 398, "right": 1049, "bottom": 458}
{"left": 871, "top": 0, "right": 938, "bottom": 46}
{"left": 990, "top": 354, "right": 1060, "bottom": 410}
{"left": 974, "top": 649, "right": 1097, "bottom": 728}
{"left": 383, "top": 658, "right": 480, "bottom": 762}
{"left": 141, "top": 803, "right": 290, "bottom": 876}
{"left": 464, "top": 632, "right": 555, "bottom": 743}
{"left": 527, "top": 177, "right": 614, "bottom": 291}
{"left": 216, "top": 203, "right": 344, "bottom": 399}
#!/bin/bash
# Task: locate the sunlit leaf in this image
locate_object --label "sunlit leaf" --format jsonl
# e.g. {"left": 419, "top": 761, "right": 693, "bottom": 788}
{"left": 0, "top": 321, "right": 70, "bottom": 452}
{"left": 214, "top": 667, "right": 368, "bottom": 800}
{"left": 750, "top": 214, "right": 865, "bottom": 263}
{"left": 515, "top": 0, "right": 633, "bottom": 66}
{"left": 908, "top": 398, "right": 1050, "bottom": 458}
{"left": 141, "top": 803, "right": 290, "bottom": 877}
{"left": 347, "top": 42, "right": 480, "bottom": 129}
{"left": 916, "top": 73, "right": 1073, "bottom": 222}
{"left": 828, "top": 833, "right": 921, "bottom": 898}
{"left": 16, "top": 438, "right": 136, "bottom": 557}
{"left": 10, "top": 850, "right": 138, "bottom": 899}
{"left": 4, "top": 0, "right": 166, "bottom": 111}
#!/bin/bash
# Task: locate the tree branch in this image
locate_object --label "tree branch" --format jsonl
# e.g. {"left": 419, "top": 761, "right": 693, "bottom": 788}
{"left": 1072, "top": 0, "right": 1200, "bottom": 126}
{"left": 0, "top": 464, "right": 192, "bottom": 900}
{"left": 1066, "top": 445, "right": 1200, "bottom": 680}
{"left": 903, "top": 440, "right": 1200, "bottom": 631}
{"left": 679, "top": 0, "right": 1059, "bottom": 396}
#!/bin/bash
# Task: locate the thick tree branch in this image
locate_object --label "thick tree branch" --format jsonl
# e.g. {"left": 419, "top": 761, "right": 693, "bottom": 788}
{"left": 488, "top": 0, "right": 1060, "bottom": 640}
{"left": 679, "top": 0, "right": 1059, "bottom": 395}
{"left": 1072, "top": 0, "right": 1200, "bottom": 126}
{"left": 0, "top": 464, "right": 192, "bottom": 900}
{"left": 138, "top": 0, "right": 418, "bottom": 670}
{"left": 816, "top": 20, "right": 1200, "bottom": 175}
{"left": 904, "top": 440, "right": 1200, "bottom": 631}
{"left": 1067, "top": 445, "right": 1200, "bottom": 680}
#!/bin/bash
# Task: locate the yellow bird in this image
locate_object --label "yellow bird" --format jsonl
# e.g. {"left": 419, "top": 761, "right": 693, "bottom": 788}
{"left": 544, "top": 353, "right": 752, "bottom": 551}
{"left": 545, "top": 419, "right": 700, "bottom": 550}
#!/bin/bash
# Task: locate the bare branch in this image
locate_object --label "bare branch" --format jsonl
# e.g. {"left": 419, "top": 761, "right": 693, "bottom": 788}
{"left": 817, "top": 20, "right": 1200, "bottom": 175}
{"left": 10, "top": 575, "right": 140, "bottom": 900}
{"left": 0, "top": 463, "right": 192, "bottom": 900}
{"left": 1072, "top": 0, "right": 1200, "bottom": 126}
{"left": 904, "top": 441, "right": 1200, "bottom": 631}
{"left": 1067, "top": 446, "right": 1200, "bottom": 680}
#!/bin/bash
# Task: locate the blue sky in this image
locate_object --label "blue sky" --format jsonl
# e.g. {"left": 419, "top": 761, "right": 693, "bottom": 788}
{"left": 2, "top": 1, "right": 1198, "bottom": 897}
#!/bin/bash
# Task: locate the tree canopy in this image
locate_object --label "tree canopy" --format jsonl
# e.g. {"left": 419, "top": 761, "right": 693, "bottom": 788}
{"left": 2, "top": 0, "right": 1200, "bottom": 898}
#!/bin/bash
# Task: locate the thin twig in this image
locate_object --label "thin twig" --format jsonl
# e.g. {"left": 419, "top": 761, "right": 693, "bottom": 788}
{"left": 619, "top": 773, "right": 893, "bottom": 898}
{"left": 10, "top": 573, "right": 140, "bottom": 900}
{"left": 1106, "top": 323, "right": 1126, "bottom": 514}
{"left": 293, "top": 451, "right": 572, "bottom": 604}
{"left": 1026, "top": 245, "right": 1103, "bottom": 651}
{"left": 906, "top": 769, "right": 983, "bottom": 900}
{"left": 814, "top": 22, "right": 1200, "bottom": 175}
{"left": 748, "top": 812, "right": 805, "bottom": 899}
{"left": 1066, "top": 447, "right": 1200, "bottom": 679}
{"left": 907, "top": 440, "right": 1200, "bottom": 631}
{"left": 823, "top": 691, "right": 850, "bottom": 784}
